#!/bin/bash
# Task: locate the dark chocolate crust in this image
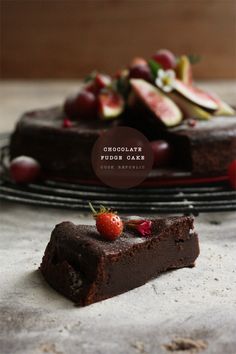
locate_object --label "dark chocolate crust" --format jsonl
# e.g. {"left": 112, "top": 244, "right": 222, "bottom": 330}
{"left": 10, "top": 106, "right": 120, "bottom": 179}
{"left": 40, "top": 216, "right": 199, "bottom": 306}
{"left": 168, "top": 117, "right": 236, "bottom": 175}
{"left": 10, "top": 106, "right": 236, "bottom": 179}
{"left": 126, "top": 104, "right": 236, "bottom": 175}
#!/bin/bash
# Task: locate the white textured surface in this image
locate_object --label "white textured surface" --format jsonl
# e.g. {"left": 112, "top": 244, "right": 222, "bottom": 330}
{"left": 0, "top": 201, "right": 236, "bottom": 354}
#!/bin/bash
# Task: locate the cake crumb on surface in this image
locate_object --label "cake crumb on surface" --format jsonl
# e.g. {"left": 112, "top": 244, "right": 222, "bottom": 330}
{"left": 163, "top": 337, "right": 208, "bottom": 352}
{"left": 131, "top": 340, "right": 147, "bottom": 353}
{"left": 39, "top": 343, "right": 64, "bottom": 354}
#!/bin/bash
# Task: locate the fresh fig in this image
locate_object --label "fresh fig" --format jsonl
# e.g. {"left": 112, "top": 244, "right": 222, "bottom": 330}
{"left": 130, "top": 79, "right": 182, "bottom": 127}
{"left": 173, "top": 79, "right": 218, "bottom": 111}
{"left": 85, "top": 73, "right": 112, "bottom": 95}
{"left": 169, "top": 92, "right": 211, "bottom": 120}
{"left": 176, "top": 55, "right": 192, "bottom": 85}
{"left": 115, "top": 68, "right": 129, "bottom": 80}
{"left": 98, "top": 91, "right": 124, "bottom": 120}
{"left": 215, "top": 101, "right": 235, "bottom": 116}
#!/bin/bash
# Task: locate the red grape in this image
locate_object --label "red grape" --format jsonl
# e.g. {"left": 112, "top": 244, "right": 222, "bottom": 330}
{"left": 10, "top": 156, "right": 41, "bottom": 183}
{"left": 64, "top": 90, "right": 97, "bottom": 119}
{"left": 150, "top": 140, "right": 172, "bottom": 168}
{"left": 129, "top": 64, "right": 152, "bottom": 82}
{"left": 152, "top": 49, "right": 176, "bottom": 70}
{"left": 130, "top": 57, "right": 147, "bottom": 67}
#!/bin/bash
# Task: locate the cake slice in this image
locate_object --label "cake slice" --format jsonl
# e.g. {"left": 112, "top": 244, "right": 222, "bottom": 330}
{"left": 40, "top": 216, "right": 199, "bottom": 306}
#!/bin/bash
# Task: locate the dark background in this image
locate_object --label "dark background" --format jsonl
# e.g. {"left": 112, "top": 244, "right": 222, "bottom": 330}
{"left": 1, "top": 0, "right": 236, "bottom": 79}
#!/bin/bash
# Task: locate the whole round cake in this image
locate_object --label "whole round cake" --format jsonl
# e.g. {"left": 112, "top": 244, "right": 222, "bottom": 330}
{"left": 10, "top": 49, "right": 236, "bottom": 183}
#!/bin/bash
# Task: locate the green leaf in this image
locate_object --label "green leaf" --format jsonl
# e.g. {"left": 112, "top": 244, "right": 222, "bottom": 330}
{"left": 187, "top": 54, "right": 201, "bottom": 65}
{"left": 83, "top": 70, "right": 97, "bottom": 83}
{"left": 114, "top": 76, "right": 130, "bottom": 99}
{"left": 148, "top": 60, "right": 162, "bottom": 79}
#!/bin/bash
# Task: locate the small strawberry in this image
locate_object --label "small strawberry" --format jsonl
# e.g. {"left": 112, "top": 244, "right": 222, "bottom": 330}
{"left": 89, "top": 203, "right": 123, "bottom": 241}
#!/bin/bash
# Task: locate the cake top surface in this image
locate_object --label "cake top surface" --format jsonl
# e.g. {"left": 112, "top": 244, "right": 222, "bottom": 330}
{"left": 52, "top": 216, "right": 194, "bottom": 257}
{"left": 17, "top": 49, "right": 235, "bottom": 134}
{"left": 170, "top": 115, "right": 236, "bottom": 139}
{"left": 19, "top": 106, "right": 236, "bottom": 140}
{"left": 19, "top": 106, "right": 119, "bottom": 135}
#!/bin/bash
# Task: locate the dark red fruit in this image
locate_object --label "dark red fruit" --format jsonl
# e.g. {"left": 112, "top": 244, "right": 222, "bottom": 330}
{"left": 130, "top": 57, "right": 147, "bottom": 67}
{"left": 64, "top": 95, "right": 78, "bottom": 119}
{"left": 96, "top": 212, "right": 123, "bottom": 241}
{"left": 95, "top": 73, "right": 111, "bottom": 89}
{"left": 62, "top": 118, "right": 73, "bottom": 128}
{"left": 187, "top": 119, "right": 197, "bottom": 128}
{"left": 64, "top": 90, "right": 97, "bottom": 119}
{"left": 152, "top": 49, "right": 176, "bottom": 70}
{"left": 10, "top": 156, "right": 41, "bottom": 183}
{"left": 228, "top": 160, "right": 236, "bottom": 189}
{"left": 129, "top": 64, "right": 152, "bottom": 82}
{"left": 85, "top": 73, "right": 112, "bottom": 95}
{"left": 150, "top": 140, "right": 172, "bottom": 168}
{"left": 89, "top": 203, "right": 123, "bottom": 241}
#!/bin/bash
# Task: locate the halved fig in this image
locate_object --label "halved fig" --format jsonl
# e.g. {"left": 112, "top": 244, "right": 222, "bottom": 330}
{"left": 173, "top": 79, "right": 218, "bottom": 111}
{"left": 176, "top": 55, "right": 192, "bottom": 85}
{"left": 95, "top": 73, "right": 112, "bottom": 88}
{"left": 130, "top": 79, "right": 182, "bottom": 127}
{"left": 98, "top": 91, "right": 124, "bottom": 120}
{"left": 206, "top": 92, "right": 235, "bottom": 116}
{"left": 85, "top": 73, "right": 112, "bottom": 95}
{"left": 169, "top": 92, "right": 211, "bottom": 120}
{"left": 215, "top": 101, "right": 235, "bottom": 116}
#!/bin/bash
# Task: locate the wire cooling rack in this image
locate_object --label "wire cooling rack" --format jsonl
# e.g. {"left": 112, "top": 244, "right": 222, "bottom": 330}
{"left": 0, "top": 133, "right": 235, "bottom": 214}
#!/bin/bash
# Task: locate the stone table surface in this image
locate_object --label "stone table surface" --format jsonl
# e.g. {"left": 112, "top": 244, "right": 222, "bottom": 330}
{"left": 0, "top": 81, "right": 236, "bottom": 354}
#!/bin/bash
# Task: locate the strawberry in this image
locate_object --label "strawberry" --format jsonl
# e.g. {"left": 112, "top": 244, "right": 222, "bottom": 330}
{"left": 89, "top": 203, "right": 123, "bottom": 241}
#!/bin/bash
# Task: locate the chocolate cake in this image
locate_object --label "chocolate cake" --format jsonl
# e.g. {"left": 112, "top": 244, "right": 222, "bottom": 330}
{"left": 9, "top": 49, "right": 236, "bottom": 182}
{"left": 10, "top": 107, "right": 119, "bottom": 180}
{"left": 127, "top": 107, "right": 236, "bottom": 175}
{"left": 40, "top": 216, "right": 199, "bottom": 306}
{"left": 10, "top": 107, "right": 236, "bottom": 179}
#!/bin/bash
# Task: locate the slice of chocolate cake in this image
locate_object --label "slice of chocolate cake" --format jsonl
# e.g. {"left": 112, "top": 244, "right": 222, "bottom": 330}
{"left": 40, "top": 216, "right": 199, "bottom": 306}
